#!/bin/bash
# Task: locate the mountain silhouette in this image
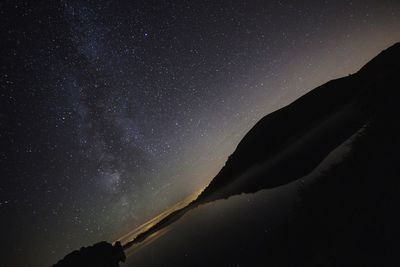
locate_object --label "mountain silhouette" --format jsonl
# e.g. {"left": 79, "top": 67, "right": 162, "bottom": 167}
{"left": 123, "top": 42, "right": 400, "bottom": 248}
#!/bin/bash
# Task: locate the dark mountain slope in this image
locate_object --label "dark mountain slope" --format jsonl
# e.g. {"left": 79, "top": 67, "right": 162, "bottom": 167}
{"left": 197, "top": 42, "right": 400, "bottom": 202}
{"left": 124, "top": 42, "right": 400, "bottom": 248}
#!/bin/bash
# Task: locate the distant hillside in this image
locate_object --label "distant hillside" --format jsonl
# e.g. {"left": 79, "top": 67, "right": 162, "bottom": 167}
{"left": 124, "top": 42, "right": 400, "bottom": 248}
{"left": 197, "top": 42, "right": 400, "bottom": 202}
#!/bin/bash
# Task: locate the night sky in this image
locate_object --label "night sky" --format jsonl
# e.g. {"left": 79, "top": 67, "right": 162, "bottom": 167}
{"left": 1, "top": 1, "right": 400, "bottom": 266}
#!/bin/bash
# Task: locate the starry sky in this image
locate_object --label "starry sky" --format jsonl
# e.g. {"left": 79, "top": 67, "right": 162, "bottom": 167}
{"left": 1, "top": 0, "right": 400, "bottom": 266}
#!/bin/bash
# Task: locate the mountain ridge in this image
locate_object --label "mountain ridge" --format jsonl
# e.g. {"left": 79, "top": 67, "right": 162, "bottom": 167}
{"left": 196, "top": 41, "right": 400, "bottom": 202}
{"left": 123, "top": 42, "right": 400, "bottom": 248}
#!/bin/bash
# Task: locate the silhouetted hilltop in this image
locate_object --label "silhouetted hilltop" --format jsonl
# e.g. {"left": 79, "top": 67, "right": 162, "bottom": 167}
{"left": 196, "top": 42, "right": 400, "bottom": 202}
{"left": 124, "top": 42, "right": 400, "bottom": 248}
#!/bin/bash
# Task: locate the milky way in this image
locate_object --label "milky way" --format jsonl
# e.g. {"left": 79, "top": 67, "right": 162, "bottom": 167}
{"left": 1, "top": 1, "right": 400, "bottom": 266}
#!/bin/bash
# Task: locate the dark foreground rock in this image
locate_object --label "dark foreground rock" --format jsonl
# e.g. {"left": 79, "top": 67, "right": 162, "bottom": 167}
{"left": 52, "top": 241, "right": 126, "bottom": 267}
